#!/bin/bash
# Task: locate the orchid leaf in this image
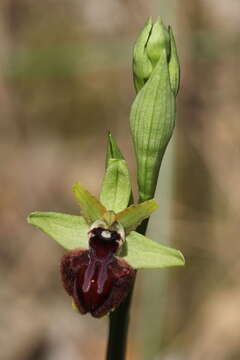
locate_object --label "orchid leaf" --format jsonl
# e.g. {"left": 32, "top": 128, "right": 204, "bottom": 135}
{"left": 28, "top": 212, "right": 89, "bottom": 250}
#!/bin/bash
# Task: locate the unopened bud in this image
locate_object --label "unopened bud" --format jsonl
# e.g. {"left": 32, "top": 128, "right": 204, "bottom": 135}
{"left": 130, "top": 18, "right": 180, "bottom": 202}
{"left": 132, "top": 17, "right": 179, "bottom": 95}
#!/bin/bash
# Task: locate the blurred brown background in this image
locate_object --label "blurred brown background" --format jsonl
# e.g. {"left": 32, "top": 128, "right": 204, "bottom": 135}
{"left": 0, "top": 0, "right": 240, "bottom": 359}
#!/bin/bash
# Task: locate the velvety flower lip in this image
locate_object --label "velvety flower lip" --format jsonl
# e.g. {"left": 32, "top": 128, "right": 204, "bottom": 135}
{"left": 60, "top": 226, "right": 136, "bottom": 318}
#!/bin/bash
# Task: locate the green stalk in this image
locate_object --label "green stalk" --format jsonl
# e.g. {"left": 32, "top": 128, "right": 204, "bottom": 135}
{"left": 106, "top": 284, "right": 135, "bottom": 360}
{"left": 106, "top": 219, "right": 148, "bottom": 360}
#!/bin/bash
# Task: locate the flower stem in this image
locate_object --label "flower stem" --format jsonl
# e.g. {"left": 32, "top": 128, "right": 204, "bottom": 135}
{"left": 106, "top": 219, "right": 149, "bottom": 360}
{"left": 106, "top": 285, "right": 134, "bottom": 360}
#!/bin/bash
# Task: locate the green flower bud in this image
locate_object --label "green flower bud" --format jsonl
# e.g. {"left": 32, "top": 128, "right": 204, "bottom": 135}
{"left": 130, "top": 18, "right": 180, "bottom": 202}
{"left": 132, "top": 18, "right": 180, "bottom": 94}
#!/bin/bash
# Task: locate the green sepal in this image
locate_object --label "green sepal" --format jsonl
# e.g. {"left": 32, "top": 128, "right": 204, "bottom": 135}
{"left": 121, "top": 231, "right": 185, "bottom": 269}
{"left": 106, "top": 132, "right": 124, "bottom": 165}
{"left": 72, "top": 182, "right": 107, "bottom": 224}
{"left": 146, "top": 17, "right": 170, "bottom": 67}
{"left": 168, "top": 26, "right": 180, "bottom": 96}
{"left": 28, "top": 212, "right": 185, "bottom": 270}
{"left": 116, "top": 199, "right": 158, "bottom": 232}
{"left": 100, "top": 158, "right": 131, "bottom": 213}
{"left": 130, "top": 50, "right": 175, "bottom": 202}
{"left": 133, "top": 16, "right": 153, "bottom": 93}
{"left": 28, "top": 212, "right": 89, "bottom": 250}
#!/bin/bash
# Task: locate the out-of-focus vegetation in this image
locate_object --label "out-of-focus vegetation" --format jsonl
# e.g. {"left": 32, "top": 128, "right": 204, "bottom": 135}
{"left": 0, "top": 1, "right": 240, "bottom": 359}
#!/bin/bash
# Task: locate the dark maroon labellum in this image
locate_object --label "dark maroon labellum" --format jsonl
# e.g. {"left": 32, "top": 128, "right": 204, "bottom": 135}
{"left": 60, "top": 227, "right": 136, "bottom": 318}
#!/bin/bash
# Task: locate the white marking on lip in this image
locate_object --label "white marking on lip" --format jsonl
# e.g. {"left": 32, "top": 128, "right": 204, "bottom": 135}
{"left": 101, "top": 230, "right": 111, "bottom": 239}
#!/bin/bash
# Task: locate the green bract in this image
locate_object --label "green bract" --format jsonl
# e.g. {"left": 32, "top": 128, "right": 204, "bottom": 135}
{"left": 28, "top": 183, "right": 184, "bottom": 269}
{"left": 106, "top": 132, "right": 124, "bottom": 165}
{"left": 131, "top": 17, "right": 180, "bottom": 202}
{"left": 100, "top": 158, "right": 131, "bottom": 213}
{"left": 105, "top": 132, "right": 134, "bottom": 206}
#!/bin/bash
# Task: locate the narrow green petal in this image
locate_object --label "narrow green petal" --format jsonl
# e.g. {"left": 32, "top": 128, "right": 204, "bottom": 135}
{"left": 100, "top": 158, "right": 131, "bottom": 213}
{"left": 121, "top": 231, "right": 185, "bottom": 269}
{"left": 116, "top": 199, "right": 158, "bottom": 232}
{"left": 73, "top": 182, "right": 107, "bottom": 224}
{"left": 28, "top": 211, "right": 89, "bottom": 250}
